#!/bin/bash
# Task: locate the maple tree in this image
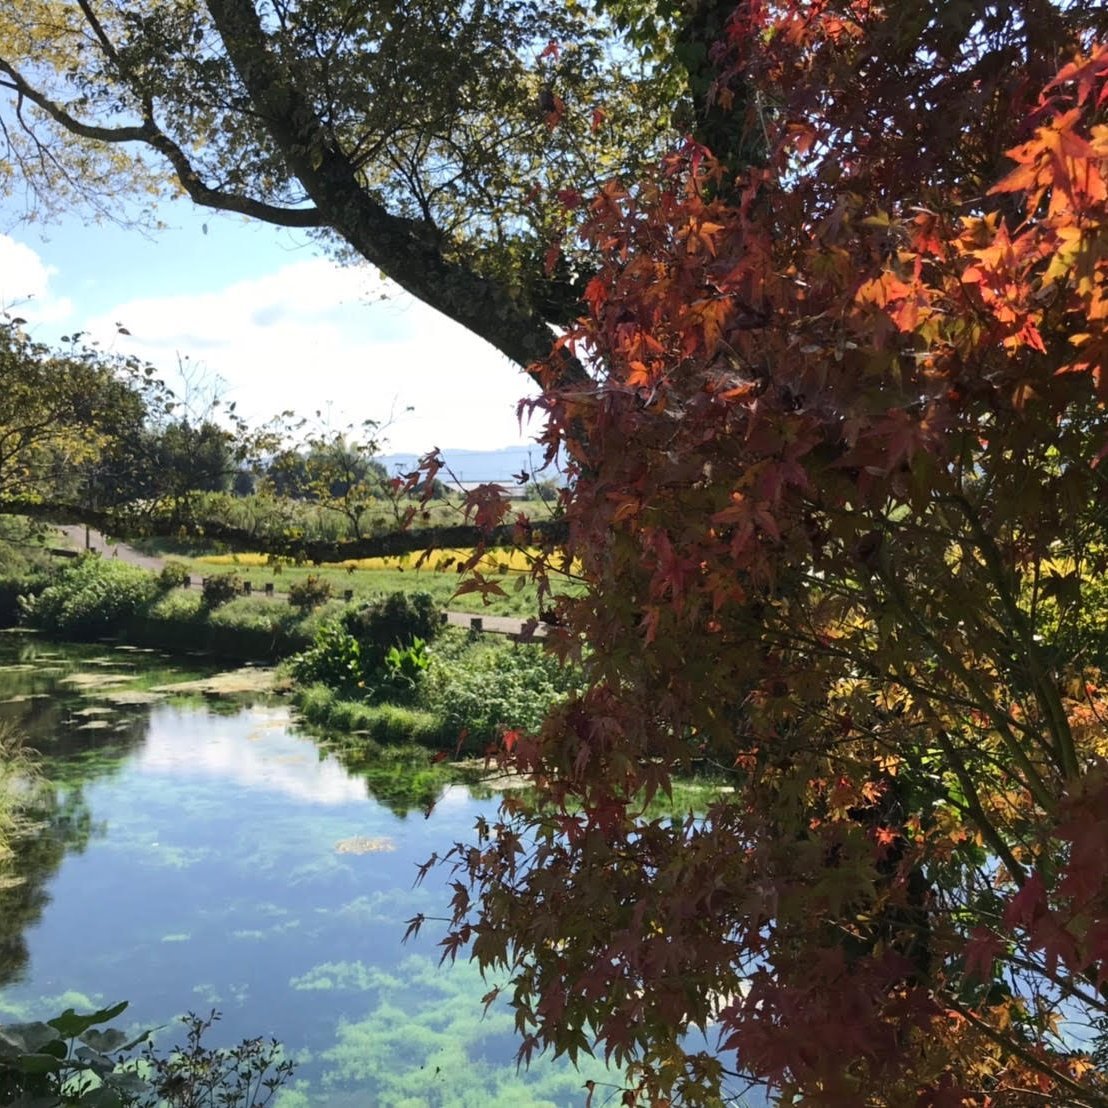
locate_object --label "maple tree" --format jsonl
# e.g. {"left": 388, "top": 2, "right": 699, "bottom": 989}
{"left": 408, "top": 3, "right": 1108, "bottom": 1105}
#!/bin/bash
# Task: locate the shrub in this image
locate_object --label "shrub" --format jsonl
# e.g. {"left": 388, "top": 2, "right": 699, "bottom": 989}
{"left": 158, "top": 559, "right": 191, "bottom": 591}
{"left": 424, "top": 640, "right": 580, "bottom": 746}
{"left": 340, "top": 591, "right": 440, "bottom": 662}
{"left": 22, "top": 555, "right": 157, "bottom": 638}
{"left": 0, "top": 1002, "right": 293, "bottom": 1106}
{"left": 146, "top": 587, "right": 204, "bottom": 623}
{"left": 207, "top": 595, "right": 293, "bottom": 635}
{"left": 288, "top": 572, "right": 333, "bottom": 613}
{"left": 0, "top": 530, "right": 55, "bottom": 626}
{"left": 291, "top": 592, "right": 441, "bottom": 700}
{"left": 200, "top": 571, "right": 241, "bottom": 608}
{"left": 290, "top": 621, "right": 363, "bottom": 692}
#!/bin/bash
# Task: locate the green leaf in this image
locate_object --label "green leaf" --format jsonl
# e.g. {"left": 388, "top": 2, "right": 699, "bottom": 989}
{"left": 48, "top": 1002, "right": 128, "bottom": 1040}
{"left": 73, "top": 1046, "right": 115, "bottom": 1075}
{"left": 15, "top": 1051, "right": 65, "bottom": 1075}
{"left": 0, "top": 1023, "right": 64, "bottom": 1056}
{"left": 102, "top": 1070, "right": 151, "bottom": 1096}
{"left": 76, "top": 1087, "right": 125, "bottom": 1107}
{"left": 78, "top": 1028, "right": 130, "bottom": 1054}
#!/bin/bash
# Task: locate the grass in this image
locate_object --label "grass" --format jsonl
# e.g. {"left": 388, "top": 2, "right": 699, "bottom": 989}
{"left": 143, "top": 551, "right": 580, "bottom": 618}
{"left": 124, "top": 496, "right": 578, "bottom": 618}
{"left": 295, "top": 684, "right": 450, "bottom": 747}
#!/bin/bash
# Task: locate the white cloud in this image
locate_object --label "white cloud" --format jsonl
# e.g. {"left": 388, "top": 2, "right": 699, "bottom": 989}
{"left": 0, "top": 233, "right": 72, "bottom": 322}
{"left": 135, "top": 704, "right": 368, "bottom": 806}
{"left": 86, "top": 257, "right": 543, "bottom": 452}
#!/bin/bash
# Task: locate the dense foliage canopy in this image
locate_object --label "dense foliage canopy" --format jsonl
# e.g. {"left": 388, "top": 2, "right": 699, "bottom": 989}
{"left": 404, "top": 3, "right": 1108, "bottom": 1105}
{"left": 0, "top": 321, "right": 155, "bottom": 506}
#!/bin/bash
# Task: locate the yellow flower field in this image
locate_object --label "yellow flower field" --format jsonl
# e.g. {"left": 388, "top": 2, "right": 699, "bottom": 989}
{"left": 199, "top": 547, "right": 544, "bottom": 574}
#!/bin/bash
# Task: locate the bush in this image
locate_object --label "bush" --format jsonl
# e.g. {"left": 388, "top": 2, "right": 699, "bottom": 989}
{"left": 125, "top": 591, "right": 313, "bottom": 661}
{"left": 22, "top": 555, "right": 157, "bottom": 638}
{"left": 340, "top": 591, "right": 440, "bottom": 662}
{"left": 290, "top": 592, "right": 441, "bottom": 700}
{"left": 207, "top": 595, "right": 297, "bottom": 636}
{"left": 146, "top": 586, "right": 204, "bottom": 623}
{"left": 158, "top": 559, "right": 191, "bottom": 591}
{"left": 290, "top": 620, "right": 363, "bottom": 691}
{"left": 288, "top": 572, "right": 332, "bottom": 613}
{"left": 424, "top": 639, "right": 580, "bottom": 745}
{"left": 0, "top": 528, "right": 55, "bottom": 626}
{"left": 200, "top": 571, "right": 241, "bottom": 608}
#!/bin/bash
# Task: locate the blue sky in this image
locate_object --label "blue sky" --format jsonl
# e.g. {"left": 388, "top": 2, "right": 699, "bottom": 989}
{"left": 0, "top": 197, "right": 543, "bottom": 454}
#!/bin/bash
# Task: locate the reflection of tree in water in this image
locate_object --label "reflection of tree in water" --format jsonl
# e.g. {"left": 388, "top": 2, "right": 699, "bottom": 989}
{"left": 0, "top": 642, "right": 155, "bottom": 989}
{"left": 0, "top": 786, "right": 95, "bottom": 988}
{"left": 325, "top": 740, "right": 452, "bottom": 818}
{"left": 296, "top": 723, "right": 490, "bottom": 818}
{"left": 0, "top": 723, "right": 152, "bottom": 988}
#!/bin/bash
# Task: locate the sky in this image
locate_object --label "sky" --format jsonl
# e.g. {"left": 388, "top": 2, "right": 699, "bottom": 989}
{"left": 0, "top": 198, "right": 544, "bottom": 455}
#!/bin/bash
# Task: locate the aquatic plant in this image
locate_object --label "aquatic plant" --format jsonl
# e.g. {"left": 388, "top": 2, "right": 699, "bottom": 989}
{"left": 312, "top": 954, "right": 619, "bottom": 1106}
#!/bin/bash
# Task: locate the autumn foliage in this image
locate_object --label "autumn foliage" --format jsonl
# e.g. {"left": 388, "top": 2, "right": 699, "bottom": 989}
{"left": 414, "top": 4, "right": 1108, "bottom": 1105}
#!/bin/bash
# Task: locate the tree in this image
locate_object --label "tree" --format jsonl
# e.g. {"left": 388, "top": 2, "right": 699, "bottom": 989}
{"left": 0, "top": 319, "right": 160, "bottom": 507}
{"left": 152, "top": 419, "right": 235, "bottom": 494}
{"left": 265, "top": 423, "right": 387, "bottom": 538}
{"left": 408, "top": 6, "right": 1108, "bottom": 1106}
{"left": 0, "top": 0, "right": 687, "bottom": 383}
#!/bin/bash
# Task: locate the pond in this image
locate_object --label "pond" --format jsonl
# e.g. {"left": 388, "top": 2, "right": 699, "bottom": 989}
{"left": 0, "top": 632, "right": 623, "bottom": 1106}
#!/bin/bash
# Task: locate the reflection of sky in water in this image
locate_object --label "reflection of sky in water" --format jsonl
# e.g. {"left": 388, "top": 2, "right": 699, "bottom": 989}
{"left": 0, "top": 676, "right": 621, "bottom": 1106}
{"left": 132, "top": 704, "right": 368, "bottom": 806}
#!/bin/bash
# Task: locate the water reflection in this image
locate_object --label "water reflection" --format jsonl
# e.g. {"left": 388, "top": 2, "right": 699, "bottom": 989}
{"left": 135, "top": 706, "right": 367, "bottom": 806}
{"left": 0, "top": 637, "right": 151, "bottom": 989}
{"left": 0, "top": 788, "right": 93, "bottom": 988}
{"left": 0, "top": 637, "right": 621, "bottom": 1104}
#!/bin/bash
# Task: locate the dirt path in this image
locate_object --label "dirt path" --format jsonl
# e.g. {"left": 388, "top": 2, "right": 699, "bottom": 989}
{"left": 55, "top": 525, "right": 167, "bottom": 574}
{"left": 53, "top": 525, "right": 545, "bottom": 639}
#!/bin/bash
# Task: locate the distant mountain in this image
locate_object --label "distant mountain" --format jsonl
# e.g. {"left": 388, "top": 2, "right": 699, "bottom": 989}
{"left": 374, "top": 445, "right": 558, "bottom": 486}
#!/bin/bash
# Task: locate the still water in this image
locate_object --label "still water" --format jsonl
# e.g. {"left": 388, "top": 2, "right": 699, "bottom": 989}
{"left": 0, "top": 633, "right": 618, "bottom": 1106}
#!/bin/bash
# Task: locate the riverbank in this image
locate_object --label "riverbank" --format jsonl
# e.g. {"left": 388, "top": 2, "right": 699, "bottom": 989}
{"left": 5, "top": 553, "right": 580, "bottom": 757}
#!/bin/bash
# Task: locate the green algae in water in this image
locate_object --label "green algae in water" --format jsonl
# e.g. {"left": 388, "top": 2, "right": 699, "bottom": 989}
{"left": 317, "top": 955, "right": 617, "bottom": 1108}
{"left": 0, "top": 642, "right": 628, "bottom": 1105}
